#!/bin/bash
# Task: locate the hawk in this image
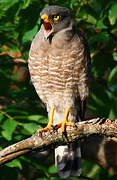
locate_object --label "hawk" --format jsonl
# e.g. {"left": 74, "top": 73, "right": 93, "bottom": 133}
{"left": 28, "top": 5, "right": 90, "bottom": 178}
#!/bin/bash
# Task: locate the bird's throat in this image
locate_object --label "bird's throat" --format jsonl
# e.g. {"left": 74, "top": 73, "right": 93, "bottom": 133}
{"left": 43, "top": 22, "right": 53, "bottom": 39}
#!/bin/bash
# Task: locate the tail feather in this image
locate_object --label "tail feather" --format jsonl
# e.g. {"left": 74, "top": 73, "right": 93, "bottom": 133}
{"left": 55, "top": 143, "right": 82, "bottom": 178}
{"left": 55, "top": 145, "right": 73, "bottom": 171}
{"left": 71, "top": 144, "right": 82, "bottom": 176}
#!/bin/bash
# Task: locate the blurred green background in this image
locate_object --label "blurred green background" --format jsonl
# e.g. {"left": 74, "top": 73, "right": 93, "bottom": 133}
{"left": 0, "top": 0, "right": 117, "bottom": 179}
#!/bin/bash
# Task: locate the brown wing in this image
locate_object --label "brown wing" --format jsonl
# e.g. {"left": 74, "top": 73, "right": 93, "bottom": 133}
{"left": 76, "top": 31, "right": 91, "bottom": 121}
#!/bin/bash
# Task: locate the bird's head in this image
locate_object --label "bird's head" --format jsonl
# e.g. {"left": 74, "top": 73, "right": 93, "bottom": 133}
{"left": 40, "top": 5, "right": 73, "bottom": 39}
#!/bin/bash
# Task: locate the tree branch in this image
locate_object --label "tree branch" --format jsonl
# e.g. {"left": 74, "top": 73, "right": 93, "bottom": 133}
{"left": 1, "top": 118, "right": 117, "bottom": 173}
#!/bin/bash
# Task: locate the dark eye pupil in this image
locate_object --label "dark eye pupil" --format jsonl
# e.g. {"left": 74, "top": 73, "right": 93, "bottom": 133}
{"left": 54, "top": 15, "right": 57, "bottom": 18}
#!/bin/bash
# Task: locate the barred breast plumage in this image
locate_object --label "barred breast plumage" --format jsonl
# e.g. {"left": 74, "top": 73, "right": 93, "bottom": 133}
{"left": 29, "top": 29, "right": 89, "bottom": 113}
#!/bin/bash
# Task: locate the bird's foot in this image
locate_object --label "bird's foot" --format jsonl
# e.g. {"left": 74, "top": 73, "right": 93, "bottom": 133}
{"left": 37, "top": 106, "right": 54, "bottom": 133}
{"left": 55, "top": 107, "right": 74, "bottom": 133}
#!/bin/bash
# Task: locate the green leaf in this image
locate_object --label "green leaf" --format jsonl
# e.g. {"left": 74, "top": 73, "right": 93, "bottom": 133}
{"left": 48, "top": 164, "right": 57, "bottom": 174}
{"left": 89, "top": 32, "right": 109, "bottom": 44}
{"left": 0, "top": 69, "right": 9, "bottom": 78}
{"left": 109, "top": 108, "right": 117, "bottom": 120}
{"left": 22, "top": 123, "right": 38, "bottom": 134}
{"left": 14, "top": 114, "right": 47, "bottom": 124}
{"left": 23, "top": 25, "right": 38, "bottom": 42}
{"left": 88, "top": 84, "right": 110, "bottom": 117}
{"left": 113, "top": 52, "right": 117, "bottom": 61}
{"left": 108, "top": 66, "right": 117, "bottom": 86}
{"left": 22, "top": 0, "right": 32, "bottom": 9}
{"left": 0, "top": 24, "right": 15, "bottom": 32}
{"left": 96, "top": 18, "right": 107, "bottom": 29}
{"left": 6, "top": 159, "right": 22, "bottom": 169}
{"left": 87, "top": 14, "right": 97, "bottom": 24}
{"left": 1, "top": 119, "right": 17, "bottom": 141}
{"left": 0, "top": 113, "right": 4, "bottom": 123}
{"left": 88, "top": 164, "right": 101, "bottom": 178}
{"left": 78, "top": 4, "right": 98, "bottom": 26}
{"left": 6, "top": 109, "right": 28, "bottom": 115}
{"left": 27, "top": 115, "right": 47, "bottom": 124}
{"left": 108, "top": 96, "right": 117, "bottom": 120}
{"left": 14, "top": 134, "right": 23, "bottom": 141}
{"left": 0, "top": 0, "right": 19, "bottom": 12}
{"left": 109, "top": 3, "right": 117, "bottom": 25}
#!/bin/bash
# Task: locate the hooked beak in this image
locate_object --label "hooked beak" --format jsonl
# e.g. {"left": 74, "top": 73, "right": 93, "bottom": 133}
{"left": 41, "top": 14, "right": 54, "bottom": 39}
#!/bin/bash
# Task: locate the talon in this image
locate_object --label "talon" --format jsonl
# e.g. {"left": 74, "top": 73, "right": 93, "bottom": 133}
{"left": 54, "top": 123, "right": 61, "bottom": 130}
{"left": 52, "top": 125, "right": 58, "bottom": 132}
{"left": 38, "top": 131, "right": 42, "bottom": 138}
{"left": 62, "top": 131, "right": 66, "bottom": 139}
{"left": 74, "top": 124, "right": 77, "bottom": 130}
{"left": 37, "top": 107, "right": 54, "bottom": 133}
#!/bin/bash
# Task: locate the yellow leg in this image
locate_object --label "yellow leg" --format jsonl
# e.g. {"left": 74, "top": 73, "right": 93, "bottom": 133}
{"left": 37, "top": 106, "right": 54, "bottom": 133}
{"left": 55, "top": 107, "right": 74, "bottom": 132}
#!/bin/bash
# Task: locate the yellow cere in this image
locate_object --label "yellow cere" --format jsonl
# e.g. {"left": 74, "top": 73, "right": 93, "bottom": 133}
{"left": 53, "top": 15, "right": 60, "bottom": 21}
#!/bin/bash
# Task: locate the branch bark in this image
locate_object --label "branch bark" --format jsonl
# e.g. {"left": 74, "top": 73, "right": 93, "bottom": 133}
{"left": 1, "top": 118, "right": 117, "bottom": 173}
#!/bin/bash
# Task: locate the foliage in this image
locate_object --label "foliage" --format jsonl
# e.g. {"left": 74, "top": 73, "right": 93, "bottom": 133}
{"left": 0, "top": 0, "right": 117, "bottom": 179}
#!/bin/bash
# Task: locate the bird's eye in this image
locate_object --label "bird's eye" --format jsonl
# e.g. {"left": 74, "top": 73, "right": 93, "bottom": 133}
{"left": 53, "top": 15, "right": 60, "bottom": 21}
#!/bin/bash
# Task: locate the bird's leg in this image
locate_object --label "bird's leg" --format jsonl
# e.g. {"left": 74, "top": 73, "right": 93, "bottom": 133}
{"left": 61, "top": 107, "right": 74, "bottom": 132}
{"left": 37, "top": 106, "right": 54, "bottom": 133}
{"left": 55, "top": 107, "right": 74, "bottom": 133}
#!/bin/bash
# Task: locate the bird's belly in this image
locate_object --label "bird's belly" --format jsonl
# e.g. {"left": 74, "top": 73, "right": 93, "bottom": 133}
{"left": 29, "top": 55, "right": 79, "bottom": 105}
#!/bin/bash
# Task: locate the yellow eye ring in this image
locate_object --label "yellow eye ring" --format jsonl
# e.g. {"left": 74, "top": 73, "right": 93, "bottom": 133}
{"left": 53, "top": 15, "right": 60, "bottom": 21}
